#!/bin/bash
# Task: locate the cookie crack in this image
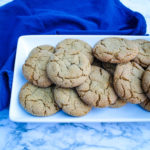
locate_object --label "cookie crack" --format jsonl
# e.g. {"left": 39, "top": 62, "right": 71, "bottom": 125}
{"left": 132, "top": 62, "right": 144, "bottom": 71}
{"left": 108, "top": 91, "right": 112, "bottom": 105}
{"left": 96, "top": 93, "right": 101, "bottom": 107}
{"left": 120, "top": 82, "right": 125, "bottom": 98}
{"left": 24, "top": 63, "right": 34, "bottom": 70}
{"left": 136, "top": 58, "right": 148, "bottom": 67}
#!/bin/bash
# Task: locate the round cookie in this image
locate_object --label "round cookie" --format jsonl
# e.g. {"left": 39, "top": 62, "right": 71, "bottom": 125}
{"left": 114, "top": 62, "right": 147, "bottom": 104}
{"left": 140, "top": 98, "right": 150, "bottom": 112}
{"left": 142, "top": 65, "right": 150, "bottom": 98}
{"left": 55, "top": 39, "right": 93, "bottom": 64}
{"left": 76, "top": 66, "right": 117, "bottom": 108}
{"left": 110, "top": 99, "right": 127, "bottom": 108}
{"left": 134, "top": 39, "right": 150, "bottom": 67}
{"left": 101, "top": 62, "right": 116, "bottom": 76}
{"left": 19, "top": 82, "right": 59, "bottom": 116}
{"left": 93, "top": 37, "right": 138, "bottom": 63}
{"left": 23, "top": 45, "right": 54, "bottom": 87}
{"left": 47, "top": 51, "right": 91, "bottom": 88}
{"left": 53, "top": 87, "right": 92, "bottom": 116}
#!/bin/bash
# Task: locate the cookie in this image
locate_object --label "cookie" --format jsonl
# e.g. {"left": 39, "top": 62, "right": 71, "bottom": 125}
{"left": 114, "top": 62, "right": 146, "bottom": 104}
{"left": 76, "top": 66, "right": 117, "bottom": 108}
{"left": 55, "top": 39, "right": 93, "bottom": 64}
{"left": 101, "top": 62, "right": 116, "bottom": 75}
{"left": 53, "top": 87, "right": 92, "bottom": 116}
{"left": 142, "top": 65, "right": 150, "bottom": 98}
{"left": 19, "top": 82, "right": 59, "bottom": 116}
{"left": 140, "top": 98, "right": 150, "bottom": 112}
{"left": 47, "top": 51, "right": 91, "bottom": 88}
{"left": 23, "top": 45, "right": 54, "bottom": 87}
{"left": 93, "top": 37, "right": 138, "bottom": 63}
{"left": 134, "top": 39, "right": 150, "bottom": 67}
{"left": 110, "top": 99, "right": 127, "bottom": 108}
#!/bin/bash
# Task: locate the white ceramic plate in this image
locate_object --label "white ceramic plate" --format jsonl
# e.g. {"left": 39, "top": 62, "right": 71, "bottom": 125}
{"left": 9, "top": 35, "right": 150, "bottom": 122}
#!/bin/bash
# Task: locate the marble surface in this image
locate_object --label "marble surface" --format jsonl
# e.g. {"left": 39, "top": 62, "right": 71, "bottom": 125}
{"left": 1, "top": 0, "right": 150, "bottom": 150}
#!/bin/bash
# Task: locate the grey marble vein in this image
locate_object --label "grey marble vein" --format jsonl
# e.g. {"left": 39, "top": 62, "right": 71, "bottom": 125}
{"left": 0, "top": 109, "right": 150, "bottom": 150}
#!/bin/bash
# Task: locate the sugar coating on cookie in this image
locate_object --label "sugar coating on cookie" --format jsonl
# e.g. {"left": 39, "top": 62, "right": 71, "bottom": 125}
{"left": 47, "top": 51, "right": 91, "bottom": 88}
{"left": 142, "top": 65, "right": 150, "bottom": 99}
{"left": 140, "top": 98, "right": 150, "bottom": 112}
{"left": 19, "top": 82, "right": 59, "bottom": 116}
{"left": 76, "top": 66, "right": 117, "bottom": 108}
{"left": 134, "top": 39, "right": 150, "bottom": 67}
{"left": 23, "top": 45, "right": 54, "bottom": 87}
{"left": 114, "top": 62, "right": 146, "bottom": 104}
{"left": 55, "top": 39, "right": 93, "bottom": 64}
{"left": 54, "top": 87, "right": 92, "bottom": 116}
{"left": 110, "top": 99, "right": 127, "bottom": 108}
{"left": 93, "top": 38, "right": 138, "bottom": 63}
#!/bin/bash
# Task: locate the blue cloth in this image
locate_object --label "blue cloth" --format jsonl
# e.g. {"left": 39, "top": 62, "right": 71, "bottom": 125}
{"left": 0, "top": 0, "right": 146, "bottom": 110}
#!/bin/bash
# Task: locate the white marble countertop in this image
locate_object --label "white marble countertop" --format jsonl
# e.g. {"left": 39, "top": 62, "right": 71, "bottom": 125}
{"left": 0, "top": 0, "right": 150, "bottom": 150}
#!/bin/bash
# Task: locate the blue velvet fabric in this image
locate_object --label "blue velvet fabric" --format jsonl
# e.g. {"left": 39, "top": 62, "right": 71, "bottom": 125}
{"left": 0, "top": 0, "right": 146, "bottom": 110}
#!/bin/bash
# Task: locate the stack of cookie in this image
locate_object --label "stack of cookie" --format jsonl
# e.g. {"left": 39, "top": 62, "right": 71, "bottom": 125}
{"left": 93, "top": 38, "right": 150, "bottom": 110}
{"left": 19, "top": 38, "right": 150, "bottom": 117}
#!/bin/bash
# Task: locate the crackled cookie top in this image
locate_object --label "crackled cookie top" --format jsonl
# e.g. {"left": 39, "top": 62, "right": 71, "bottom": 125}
{"left": 93, "top": 38, "right": 138, "bottom": 63}
{"left": 55, "top": 39, "right": 93, "bottom": 63}
{"left": 76, "top": 66, "right": 117, "bottom": 108}
{"left": 47, "top": 51, "right": 91, "bottom": 88}
{"left": 54, "top": 87, "right": 92, "bottom": 116}
{"left": 23, "top": 45, "right": 54, "bottom": 87}
{"left": 110, "top": 99, "right": 127, "bottom": 108}
{"left": 19, "top": 82, "right": 59, "bottom": 116}
{"left": 142, "top": 65, "right": 150, "bottom": 98}
{"left": 140, "top": 98, "right": 150, "bottom": 112}
{"left": 114, "top": 62, "right": 146, "bottom": 104}
{"left": 134, "top": 39, "right": 150, "bottom": 67}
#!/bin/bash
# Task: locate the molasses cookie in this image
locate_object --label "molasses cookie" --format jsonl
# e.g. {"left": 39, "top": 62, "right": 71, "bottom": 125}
{"left": 56, "top": 39, "right": 93, "bottom": 63}
{"left": 93, "top": 37, "right": 138, "bottom": 63}
{"left": 23, "top": 45, "right": 54, "bottom": 87}
{"left": 76, "top": 66, "right": 117, "bottom": 107}
{"left": 134, "top": 39, "right": 150, "bottom": 67}
{"left": 142, "top": 65, "right": 150, "bottom": 98}
{"left": 19, "top": 82, "right": 59, "bottom": 116}
{"left": 114, "top": 62, "right": 146, "bottom": 104}
{"left": 54, "top": 87, "right": 92, "bottom": 116}
{"left": 47, "top": 51, "right": 91, "bottom": 88}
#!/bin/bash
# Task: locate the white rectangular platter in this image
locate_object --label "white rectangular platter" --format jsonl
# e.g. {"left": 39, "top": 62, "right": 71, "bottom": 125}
{"left": 9, "top": 35, "right": 150, "bottom": 122}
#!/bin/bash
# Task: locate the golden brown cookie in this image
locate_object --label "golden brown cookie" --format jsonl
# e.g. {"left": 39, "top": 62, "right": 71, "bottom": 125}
{"left": 56, "top": 39, "right": 93, "bottom": 64}
{"left": 142, "top": 65, "right": 150, "bottom": 98}
{"left": 110, "top": 99, "right": 127, "bottom": 108}
{"left": 134, "top": 39, "right": 150, "bottom": 67}
{"left": 23, "top": 45, "right": 54, "bottom": 87}
{"left": 76, "top": 66, "right": 117, "bottom": 108}
{"left": 53, "top": 87, "right": 92, "bottom": 116}
{"left": 114, "top": 62, "right": 146, "bottom": 104}
{"left": 139, "top": 98, "right": 150, "bottom": 112}
{"left": 93, "top": 37, "right": 138, "bottom": 63}
{"left": 47, "top": 51, "right": 91, "bottom": 88}
{"left": 19, "top": 82, "right": 59, "bottom": 116}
